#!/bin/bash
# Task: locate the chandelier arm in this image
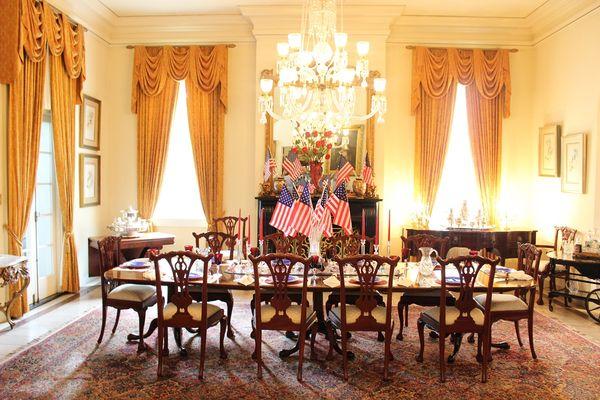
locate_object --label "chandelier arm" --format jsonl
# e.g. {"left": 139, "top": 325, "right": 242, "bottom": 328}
{"left": 349, "top": 108, "right": 379, "bottom": 122}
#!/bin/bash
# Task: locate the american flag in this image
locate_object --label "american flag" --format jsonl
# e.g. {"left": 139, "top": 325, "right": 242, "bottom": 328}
{"left": 269, "top": 185, "right": 296, "bottom": 234}
{"left": 282, "top": 151, "right": 304, "bottom": 181}
{"left": 288, "top": 184, "right": 313, "bottom": 237}
{"left": 331, "top": 184, "right": 352, "bottom": 234}
{"left": 335, "top": 155, "right": 355, "bottom": 187}
{"left": 263, "top": 148, "right": 276, "bottom": 181}
{"left": 362, "top": 152, "right": 373, "bottom": 186}
{"left": 315, "top": 185, "right": 333, "bottom": 237}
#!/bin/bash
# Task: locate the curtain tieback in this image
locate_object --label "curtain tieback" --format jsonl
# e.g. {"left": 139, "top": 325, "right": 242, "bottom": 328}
{"left": 3, "top": 224, "right": 23, "bottom": 248}
{"left": 64, "top": 231, "right": 73, "bottom": 239}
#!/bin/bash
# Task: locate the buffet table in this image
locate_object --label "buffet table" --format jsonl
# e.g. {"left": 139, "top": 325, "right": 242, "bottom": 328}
{"left": 0, "top": 255, "right": 29, "bottom": 329}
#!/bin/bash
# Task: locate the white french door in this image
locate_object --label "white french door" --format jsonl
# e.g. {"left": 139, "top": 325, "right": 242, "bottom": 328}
{"left": 23, "top": 111, "right": 61, "bottom": 306}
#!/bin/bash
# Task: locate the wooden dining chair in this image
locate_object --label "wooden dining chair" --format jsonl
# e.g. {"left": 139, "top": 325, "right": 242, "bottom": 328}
{"left": 474, "top": 243, "right": 542, "bottom": 359}
{"left": 192, "top": 231, "right": 236, "bottom": 339}
{"left": 322, "top": 232, "right": 386, "bottom": 342}
{"left": 97, "top": 236, "right": 157, "bottom": 353}
{"left": 213, "top": 216, "right": 248, "bottom": 257}
{"left": 326, "top": 254, "right": 400, "bottom": 380}
{"left": 151, "top": 251, "right": 227, "bottom": 379}
{"left": 536, "top": 226, "right": 577, "bottom": 305}
{"left": 416, "top": 255, "right": 499, "bottom": 383}
{"left": 248, "top": 253, "right": 318, "bottom": 382}
{"left": 397, "top": 234, "right": 451, "bottom": 341}
{"left": 264, "top": 231, "right": 310, "bottom": 257}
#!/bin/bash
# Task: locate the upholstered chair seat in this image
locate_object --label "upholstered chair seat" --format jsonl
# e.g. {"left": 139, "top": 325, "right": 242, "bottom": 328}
{"left": 107, "top": 284, "right": 156, "bottom": 302}
{"left": 163, "top": 302, "right": 222, "bottom": 321}
{"left": 256, "top": 304, "right": 315, "bottom": 324}
{"left": 422, "top": 306, "right": 485, "bottom": 326}
{"left": 330, "top": 305, "right": 387, "bottom": 324}
{"left": 474, "top": 294, "right": 528, "bottom": 312}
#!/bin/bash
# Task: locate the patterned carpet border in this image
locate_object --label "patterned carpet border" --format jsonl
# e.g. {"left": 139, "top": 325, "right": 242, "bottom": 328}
{"left": 1, "top": 303, "right": 599, "bottom": 400}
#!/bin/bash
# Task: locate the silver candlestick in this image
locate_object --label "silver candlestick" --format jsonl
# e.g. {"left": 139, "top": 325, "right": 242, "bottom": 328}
{"left": 360, "top": 239, "right": 366, "bottom": 255}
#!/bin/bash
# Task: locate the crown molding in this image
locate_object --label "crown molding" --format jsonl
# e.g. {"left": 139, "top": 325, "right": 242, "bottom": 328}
{"left": 46, "top": 0, "right": 600, "bottom": 47}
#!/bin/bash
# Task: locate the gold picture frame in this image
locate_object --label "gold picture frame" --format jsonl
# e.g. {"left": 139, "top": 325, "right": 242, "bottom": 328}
{"left": 79, "top": 94, "right": 101, "bottom": 150}
{"left": 561, "top": 132, "right": 586, "bottom": 194}
{"left": 324, "top": 124, "right": 366, "bottom": 175}
{"left": 538, "top": 124, "right": 560, "bottom": 177}
{"left": 79, "top": 154, "right": 101, "bottom": 207}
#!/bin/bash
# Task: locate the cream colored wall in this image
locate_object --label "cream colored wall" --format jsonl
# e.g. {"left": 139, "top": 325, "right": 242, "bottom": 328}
{"left": 531, "top": 8, "right": 600, "bottom": 243}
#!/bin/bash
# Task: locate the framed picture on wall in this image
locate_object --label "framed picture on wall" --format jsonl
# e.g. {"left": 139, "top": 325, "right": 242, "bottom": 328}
{"left": 325, "top": 124, "right": 365, "bottom": 174}
{"left": 538, "top": 124, "right": 560, "bottom": 177}
{"left": 79, "top": 154, "right": 101, "bottom": 207}
{"left": 80, "top": 95, "right": 101, "bottom": 150}
{"left": 561, "top": 132, "right": 587, "bottom": 194}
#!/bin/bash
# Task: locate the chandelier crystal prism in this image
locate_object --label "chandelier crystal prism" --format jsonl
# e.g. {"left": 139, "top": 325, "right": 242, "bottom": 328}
{"left": 258, "top": 0, "right": 387, "bottom": 135}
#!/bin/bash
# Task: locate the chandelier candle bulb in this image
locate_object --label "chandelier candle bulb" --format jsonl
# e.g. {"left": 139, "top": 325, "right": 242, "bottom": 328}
{"left": 277, "top": 42, "right": 290, "bottom": 57}
{"left": 260, "top": 79, "right": 273, "bottom": 94}
{"left": 334, "top": 32, "right": 348, "bottom": 48}
{"left": 356, "top": 41, "right": 370, "bottom": 57}
{"left": 374, "top": 78, "right": 386, "bottom": 93}
{"left": 288, "top": 33, "right": 302, "bottom": 50}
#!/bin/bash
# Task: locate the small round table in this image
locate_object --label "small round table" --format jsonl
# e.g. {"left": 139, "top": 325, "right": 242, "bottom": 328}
{"left": 546, "top": 251, "right": 600, "bottom": 322}
{"left": 0, "top": 255, "right": 29, "bottom": 329}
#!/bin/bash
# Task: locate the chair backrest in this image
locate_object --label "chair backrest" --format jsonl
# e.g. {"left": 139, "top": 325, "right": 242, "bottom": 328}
{"left": 436, "top": 255, "right": 499, "bottom": 333}
{"left": 151, "top": 251, "right": 213, "bottom": 327}
{"left": 98, "top": 236, "right": 122, "bottom": 296}
{"left": 214, "top": 216, "right": 247, "bottom": 240}
{"left": 192, "top": 231, "right": 236, "bottom": 260}
{"left": 553, "top": 226, "right": 577, "bottom": 251}
{"left": 446, "top": 247, "right": 471, "bottom": 259}
{"left": 401, "top": 234, "right": 449, "bottom": 261}
{"left": 516, "top": 242, "right": 542, "bottom": 306}
{"left": 264, "top": 231, "right": 310, "bottom": 257}
{"left": 249, "top": 253, "right": 311, "bottom": 330}
{"left": 322, "top": 231, "right": 376, "bottom": 258}
{"left": 334, "top": 254, "right": 400, "bottom": 329}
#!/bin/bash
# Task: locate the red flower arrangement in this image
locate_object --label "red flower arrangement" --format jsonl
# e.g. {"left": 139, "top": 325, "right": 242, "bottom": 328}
{"left": 292, "top": 130, "right": 336, "bottom": 163}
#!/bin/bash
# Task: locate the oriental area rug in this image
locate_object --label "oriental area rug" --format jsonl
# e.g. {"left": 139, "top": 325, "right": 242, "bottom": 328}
{"left": 1, "top": 304, "right": 599, "bottom": 400}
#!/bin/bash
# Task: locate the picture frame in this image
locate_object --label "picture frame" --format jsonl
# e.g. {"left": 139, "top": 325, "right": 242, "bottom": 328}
{"left": 79, "top": 94, "right": 101, "bottom": 150}
{"left": 325, "top": 124, "right": 366, "bottom": 175}
{"left": 538, "top": 124, "right": 560, "bottom": 177}
{"left": 79, "top": 154, "right": 101, "bottom": 207}
{"left": 561, "top": 132, "right": 586, "bottom": 194}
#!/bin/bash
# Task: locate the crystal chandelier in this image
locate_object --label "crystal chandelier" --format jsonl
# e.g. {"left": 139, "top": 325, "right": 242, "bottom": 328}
{"left": 258, "top": 0, "right": 387, "bottom": 135}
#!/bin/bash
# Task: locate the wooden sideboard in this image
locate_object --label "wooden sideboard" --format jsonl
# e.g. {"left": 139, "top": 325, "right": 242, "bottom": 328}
{"left": 88, "top": 232, "right": 175, "bottom": 277}
{"left": 256, "top": 195, "right": 382, "bottom": 243}
{"left": 404, "top": 228, "right": 537, "bottom": 260}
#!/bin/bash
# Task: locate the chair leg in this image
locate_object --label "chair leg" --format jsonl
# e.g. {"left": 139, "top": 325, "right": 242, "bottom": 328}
{"left": 310, "top": 323, "right": 318, "bottom": 361}
{"left": 341, "top": 329, "right": 349, "bottom": 381}
{"left": 157, "top": 325, "right": 164, "bottom": 378}
{"left": 250, "top": 301, "right": 256, "bottom": 339}
{"left": 199, "top": 325, "right": 207, "bottom": 380}
{"left": 111, "top": 309, "right": 121, "bottom": 334}
{"left": 297, "top": 328, "right": 307, "bottom": 382}
{"left": 416, "top": 319, "right": 425, "bottom": 363}
{"left": 514, "top": 321, "right": 524, "bottom": 347}
{"left": 396, "top": 303, "right": 404, "bottom": 341}
{"left": 137, "top": 309, "right": 147, "bottom": 353}
{"left": 439, "top": 333, "right": 446, "bottom": 383}
{"left": 476, "top": 333, "right": 483, "bottom": 363}
{"left": 384, "top": 328, "right": 392, "bottom": 380}
{"left": 405, "top": 304, "right": 409, "bottom": 327}
{"left": 325, "top": 320, "right": 335, "bottom": 361}
{"left": 256, "top": 329, "right": 263, "bottom": 379}
{"left": 482, "top": 327, "right": 490, "bottom": 383}
{"left": 97, "top": 305, "right": 107, "bottom": 344}
{"left": 537, "top": 275, "right": 546, "bottom": 305}
{"left": 528, "top": 315, "right": 537, "bottom": 359}
{"left": 163, "top": 326, "right": 169, "bottom": 355}
{"left": 564, "top": 267, "right": 571, "bottom": 306}
{"left": 225, "top": 294, "right": 235, "bottom": 339}
{"left": 219, "top": 317, "right": 228, "bottom": 359}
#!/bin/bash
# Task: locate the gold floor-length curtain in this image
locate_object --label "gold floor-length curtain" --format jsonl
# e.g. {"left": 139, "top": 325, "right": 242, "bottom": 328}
{"left": 466, "top": 86, "right": 503, "bottom": 225}
{"left": 132, "top": 46, "right": 227, "bottom": 224}
{"left": 5, "top": 58, "right": 46, "bottom": 317}
{"left": 186, "top": 81, "right": 225, "bottom": 225}
{"left": 411, "top": 47, "right": 510, "bottom": 220}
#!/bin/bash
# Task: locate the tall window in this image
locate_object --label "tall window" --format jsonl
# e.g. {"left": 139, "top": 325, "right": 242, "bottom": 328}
{"left": 153, "top": 82, "right": 206, "bottom": 225}
{"left": 430, "top": 85, "right": 482, "bottom": 226}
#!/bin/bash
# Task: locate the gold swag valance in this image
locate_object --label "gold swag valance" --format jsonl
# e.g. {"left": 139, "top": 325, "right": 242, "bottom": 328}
{"left": 411, "top": 46, "right": 511, "bottom": 117}
{"left": 0, "top": 0, "right": 86, "bottom": 102}
{"left": 131, "top": 45, "right": 228, "bottom": 113}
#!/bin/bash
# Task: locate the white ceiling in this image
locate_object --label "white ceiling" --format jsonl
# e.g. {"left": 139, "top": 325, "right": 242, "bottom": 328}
{"left": 98, "top": 0, "right": 548, "bottom": 18}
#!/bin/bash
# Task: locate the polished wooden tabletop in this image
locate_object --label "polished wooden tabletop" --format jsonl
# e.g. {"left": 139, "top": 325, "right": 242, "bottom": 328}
{"left": 104, "top": 259, "right": 535, "bottom": 293}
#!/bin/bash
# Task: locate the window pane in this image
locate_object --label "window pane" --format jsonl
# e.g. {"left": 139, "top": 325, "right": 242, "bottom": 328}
{"left": 36, "top": 215, "right": 53, "bottom": 247}
{"left": 36, "top": 184, "right": 53, "bottom": 214}
{"left": 430, "top": 85, "right": 482, "bottom": 227}
{"left": 37, "top": 246, "right": 54, "bottom": 278}
{"left": 154, "top": 82, "right": 206, "bottom": 222}
{"left": 37, "top": 153, "right": 53, "bottom": 184}
{"left": 40, "top": 120, "right": 52, "bottom": 152}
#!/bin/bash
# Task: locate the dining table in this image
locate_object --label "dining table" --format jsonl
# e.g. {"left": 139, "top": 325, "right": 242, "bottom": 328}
{"left": 105, "top": 257, "right": 535, "bottom": 361}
